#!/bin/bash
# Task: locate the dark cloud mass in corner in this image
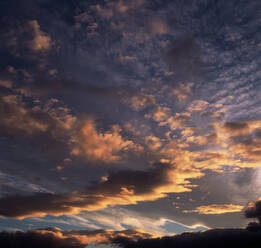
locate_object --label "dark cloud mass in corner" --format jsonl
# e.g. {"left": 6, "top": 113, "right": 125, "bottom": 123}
{"left": 1, "top": 0, "right": 261, "bottom": 246}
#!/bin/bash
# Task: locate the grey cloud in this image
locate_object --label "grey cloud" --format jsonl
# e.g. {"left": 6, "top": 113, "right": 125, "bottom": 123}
{"left": 0, "top": 163, "right": 175, "bottom": 218}
{"left": 244, "top": 199, "right": 261, "bottom": 222}
{"left": 164, "top": 37, "right": 206, "bottom": 82}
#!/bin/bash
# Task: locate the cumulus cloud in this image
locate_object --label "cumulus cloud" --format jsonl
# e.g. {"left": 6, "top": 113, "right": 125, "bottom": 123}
{"left": 0, "top": 91, "right": 76, "bottom": 155}
{"left": 215, "top": 120, "right": 261, "bottom": 164}
{"left": 71, "top": 118, "right": 142, "bottom": 162}
{"left": 157, "top": 114, "right": 261, "bottom": 174}
{"left": 0, "top": 94, "right": 71, "bottom": 137}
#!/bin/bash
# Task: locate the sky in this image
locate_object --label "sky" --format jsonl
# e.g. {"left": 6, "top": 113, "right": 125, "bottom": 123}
{"left": 0, "top": 0, "right": 261, "bottom": 239}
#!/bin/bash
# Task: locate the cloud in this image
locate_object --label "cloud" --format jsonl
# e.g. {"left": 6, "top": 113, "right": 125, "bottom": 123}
{"left": 86, "top": 244, "right": 119, "bottom": 248}
{"left": 0, "top": 171, "right": 53, "bottom": 197}
{"left": 80, "top": 207, "right": 208, "bottom": 236}
{"left": 183, "top": 204, "right": 244, "bottom": 215}
{"left": 223, "top": 122, "right": 249, "bottom": 134}
{"left": 187, "top": 100, "right": 209, "bottom": 112}
{"left": 0, "top": 80, "right": 13, "bottom": 89}
{"left": 148, "top": 17, "right": 168, "bottom": 35}
{"left": 113, "top": 228, "right": 261, "bottom": 248}
{"left": 0, "top": 229, "right": 82, "bottom": 248}
{"left": 171, "top": 83, "right": 194, "bottom": 102}
{"left": 0, "top": 162, "right": 202, "bottom": 218}
{"left": 3, "top": 226, "right": 261, "bottom": 248}
{"left": 164, "top": 37, "right": 205, "bottom": 82}
{"left": 160, "top": 112, "right": 191, "bottom": 130}
{"left": 145, "top": 106, "right": 171, "bottom": 122}
{"left": 158, "top": 115, "right": 261, "bottom": 174}
{"left": 34, "top": 227, "right": 152, "bottom": 245}
{"left": 90, "top": 0, "right": 144, "bottom": 19}
{"left": 71, "top": 118, "right": 142, "bottom": 162}
{"left": 244, "top": 198, "right": 261, "bottom": 222}
{"left": 216, "top": 120, "right": 261, "bottom": 163}
{"left": 0, "top": 94, "right": 70, "bottom": 137}
{"left": 122, "top": 94, "right": 156, "bottom": 111}
{"left": 0, "top": 227, "right": 151, "bottom": 248}
{"left": 1, "top": 18, "right": 53, "bottom": 61}
{"left": 0, "top": 92, "right": 75, "bottom": 155}
{"left": 145, "top": 135, "right": 163, "bottom": 151}
{"left": 28, "top": 20, "right": 52, "bottom": 51}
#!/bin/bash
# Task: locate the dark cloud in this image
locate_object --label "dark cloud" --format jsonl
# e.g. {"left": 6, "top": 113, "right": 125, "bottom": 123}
{"left": 3, "top": 227, "right": 261, "bottom": 248}
{"left": 0, "top": 227, "right": 152, "bottom": 248}
{"left": 244, "top": 199, "right": 261, "bottom": 222}
{"left": 0, "top": 92, "right": 70, "bottom": 154}
{"left": 113, "top": 228, "right": 261, "bottom": 248}
{"left": 164, "top": 37, "right": 206, "bottom": 82}
{"left": 88, "top": 162, "right": 173, "bottom": 195}
{"left": 0, "top": 229, "right": 83, "bottom": 248}
{"left": 223, "top": 122, "right": 249, "bottom": 132}
{"left": 0, "top": 163, "right": 178, "bottom": 218}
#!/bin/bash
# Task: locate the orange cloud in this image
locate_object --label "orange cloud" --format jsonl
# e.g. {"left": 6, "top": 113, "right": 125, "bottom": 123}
{"left": 0, "top": 94, "right": 75, "bottom": 137}
{"left": 28, "top": 20, "right": 52, "bottom": 51}
{"left": 145, "top": 135, "right": 163, "bottom": 151}
{"left": 32, "top": 227, "right": 154, "bottom": 245}
{"left": 183, "top": 204, "right": 244, "bottom": 215}
{"left": 72, "top": 118, "right": 141, "bottom": 162}
{"left": 171, "top": 82, "right": 194, "bottom": 102}
{"left": 146, "top": 106, "right": 171, "bottom": 122}
{"left": 124, "top": 94, "right": 156, "bottom": 111}
{"left": 213, "top": 120, "right": 261, "bottom": 165}
{"left": 187, "top": 100, "right": 209, "bottom": 112}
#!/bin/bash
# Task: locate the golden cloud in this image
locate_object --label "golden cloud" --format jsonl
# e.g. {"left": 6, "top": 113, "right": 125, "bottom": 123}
{"left": 183, "top": 204, "right": 244, "bottom": 215}
{"left": 72, "top": 118, "right": 142, "bottom": 162}
{"left": 124, "top": 94, "right": 156, "bottom": 111}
